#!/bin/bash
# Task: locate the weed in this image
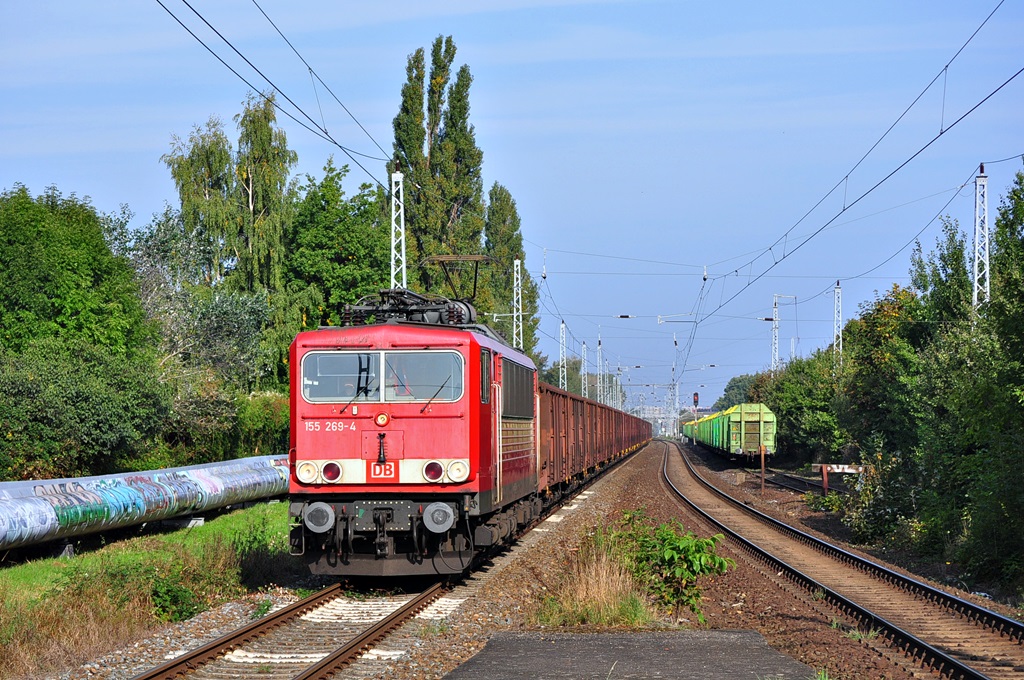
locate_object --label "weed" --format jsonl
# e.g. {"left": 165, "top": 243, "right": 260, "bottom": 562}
{"left": 0, "top": 502, "right": 293, "bottom": 680}
{"left": 607, "top": 509, "right": 734, "bottom": 624}
{"left": 419, "top": 620, "right": 450, "bottom": 637}
{"left": 844, "top": 627, "right": 880, "bottom": 642}
{"left": 533, "top": 509, "right": 733, "bottom": 628}
{"left": 804, "top": 491, "right": 844, "bottom": 513}
{"left": 151, "top": 578, "right": 201, "bottom": 622}
{"left": 811, "top": 588, "right": 826, "bottom": 601}
{"left": 251, "top": 598, "right": 274, "bottom": 620}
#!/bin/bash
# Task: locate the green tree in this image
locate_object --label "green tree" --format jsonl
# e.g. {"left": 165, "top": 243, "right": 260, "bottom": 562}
{"left": 0, "top": 185, "right": 150, "bottom": 355}
{"left": 836, "top": 285, "right": 925, "bottom": 540}
{"left": 837, "top": 284, "right": 924, "bottom": 457}
{"left": 288, "top": 159, "right": 388, "bottom": 323}
{"left": 958, "top": 168, "right": 1024, "bottom": 582}
{"left": 750, "top": 353, "right": 846, "bottom": 463}
{"left": 161, "top": 117, "right": 234, "bottom": 284}
{"left": 713, "top": 374, "right": 756, "bottom": 411}
{"left": 541, "top": 356, "right": 591, "bottom": 396}
{"left": 389, "top": 36, "right": 486, "bottom": 296}
{"left": 130, "top": 209, "right": 269, "bottom": 389}
{"left": 910, "top": 217, "right": 972, "bottom": 335}
{"left": 0, "top": 335, "right": 168, "bottom": 480}
{"left": 161, "top": 93, "right": 297, "bottom": 296}
{"left": 160, "top": 93, "right": 300, "bottom": 389}
{"left": 481, "top": 182, "right": 539, "bottom": 355}
{"left": 908, "top": 219, "right": 977, "bottom": 556}
{"left": 233, "top": 92, "right": 298, "bottom": 294}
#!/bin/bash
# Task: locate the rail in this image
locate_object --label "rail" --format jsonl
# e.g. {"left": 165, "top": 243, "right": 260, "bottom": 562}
{"left": 664, "top": 441, "right": 1024, "bottom": 679}
{"left": 131, "top": 582, "right": 445, "bottom": 680}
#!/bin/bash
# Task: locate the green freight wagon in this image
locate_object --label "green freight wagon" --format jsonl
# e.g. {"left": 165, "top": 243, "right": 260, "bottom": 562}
{"left": 682, "top": 403, "right": 776, "bottom": 463}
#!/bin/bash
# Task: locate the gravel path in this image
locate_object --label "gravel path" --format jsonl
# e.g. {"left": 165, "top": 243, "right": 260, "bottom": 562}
{"left": 58, "top": 441, "right": 982, "bottom": 679}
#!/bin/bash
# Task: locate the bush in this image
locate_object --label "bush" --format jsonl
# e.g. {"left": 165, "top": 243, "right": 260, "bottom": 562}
{"left": 147, "top": 385, "right": 289, "bottom": 469}
{"left": 804, "top": 491, "right": 845, "bottom": 514}
{"left": 0, "top": 337, "right": 168, "bottom": 479}
{"left": 232, "top": 513, "right": 300, "bottom": 589}
{"left": 234, "top": 391, "right": 289, "bottom": 458}
{"left": 601, "top": 510, "right": 734, "bottom": 624}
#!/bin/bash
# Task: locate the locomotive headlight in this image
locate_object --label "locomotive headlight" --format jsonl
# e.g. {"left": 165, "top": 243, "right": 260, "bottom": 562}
{"left": 446, "top": 460, "right": 470, "bottom": 483}
{"left": 322, "top": 461, "right": 343, "bottom": 482}
{"left": 422, "top": 460, "right": 445, "bottom": 483}
{"left": 296, "top": 461, "right": 319, "bottom": 484}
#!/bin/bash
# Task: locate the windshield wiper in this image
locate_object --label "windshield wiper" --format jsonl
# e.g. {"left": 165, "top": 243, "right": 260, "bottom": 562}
{"left": 420, "top": 375, "right": 452, "bottom": 413}
{"left": 340, "top": 355, "right": 376, "bottom": 415}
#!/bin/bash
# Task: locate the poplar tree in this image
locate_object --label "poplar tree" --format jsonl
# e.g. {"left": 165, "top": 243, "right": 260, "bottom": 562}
{"left": 483, "top": 182, "right": 539, "bottom": 355}
{"left": 389, "top": 36, "right": 485, "bottom": 295}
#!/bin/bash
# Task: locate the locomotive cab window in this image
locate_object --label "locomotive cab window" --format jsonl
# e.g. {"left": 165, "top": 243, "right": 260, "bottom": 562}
{"left": 383, "top": 351, "right": 464, "bottom": 402}
{"left": 301, "top": 352, "right": 380, "bottom": 402}
{"left": 480, "top": 349, "right": 491, "bottom": 403}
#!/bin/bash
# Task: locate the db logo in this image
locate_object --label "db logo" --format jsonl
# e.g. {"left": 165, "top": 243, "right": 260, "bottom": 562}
{"left": 367, "top": 461, "right": 398, "bottom": 481}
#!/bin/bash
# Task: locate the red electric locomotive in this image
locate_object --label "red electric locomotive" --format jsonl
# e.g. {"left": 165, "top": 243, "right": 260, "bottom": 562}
{"left": 288, "top": 289, "right": 650, "bottom": 576}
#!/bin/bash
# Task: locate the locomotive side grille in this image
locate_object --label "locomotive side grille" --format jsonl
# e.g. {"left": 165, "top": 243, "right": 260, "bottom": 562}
{"left": 501, "top": 418, "right": 535, "bottom": 457}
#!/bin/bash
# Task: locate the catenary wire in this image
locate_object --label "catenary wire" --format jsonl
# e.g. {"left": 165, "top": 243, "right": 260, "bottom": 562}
{"left": 697, "top": 66, "right": 1024, "bottom": 325}
{"left": 250, "top": 0, "right": 391, "bottom": 161}
{"left": 155, "top": 0, "right": 390, "bottom": 194}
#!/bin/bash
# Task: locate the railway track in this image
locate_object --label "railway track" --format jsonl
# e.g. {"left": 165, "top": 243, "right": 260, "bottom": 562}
{"left": 131, "top": 582, "right": 445, "bottom": 680}
{"left": 662, "top": 440, "right": 1024, "bottom": 679}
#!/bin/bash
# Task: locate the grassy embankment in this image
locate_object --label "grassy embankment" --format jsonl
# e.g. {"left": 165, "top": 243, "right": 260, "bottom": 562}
{"left": 0, "top": 501, "right": 303, "bottom": 679}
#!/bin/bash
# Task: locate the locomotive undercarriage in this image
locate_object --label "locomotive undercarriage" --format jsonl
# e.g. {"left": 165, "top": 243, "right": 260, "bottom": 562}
{"left": 289, "top": 493, "right": 544, "bottom": 576}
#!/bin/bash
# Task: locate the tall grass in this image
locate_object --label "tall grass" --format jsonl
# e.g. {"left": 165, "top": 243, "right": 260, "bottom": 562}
{"left": 0, "top": 502, "right": 299, "bottom": 679}
{"left": 536, "top": 540, "right": 655, "bottom": 627}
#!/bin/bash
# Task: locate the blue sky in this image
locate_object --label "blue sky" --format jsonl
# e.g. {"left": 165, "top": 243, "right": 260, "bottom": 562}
{"left": 2, "top": 1, "right": 1022, "bottom": 416}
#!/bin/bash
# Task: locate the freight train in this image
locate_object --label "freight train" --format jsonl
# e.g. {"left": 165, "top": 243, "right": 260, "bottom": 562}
{"left": 682, "top": 402, "right": 776, "bottom": 464}
{"left": 287, "top": 289, "right": 651, "bottom": 576}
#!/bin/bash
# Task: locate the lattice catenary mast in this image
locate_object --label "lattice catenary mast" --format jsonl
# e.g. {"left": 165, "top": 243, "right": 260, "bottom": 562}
{"left": 769, "top": 294, "right": 796, "bottom": 376}
{"left": 833, "top": 280, "right": 843, "bottom": 374}
{"left": 973, "top": 164, "right": 990, "bottom": 309}
{"left": 770, "top": 296, "right": 780, "bottom": 376}
{"left": 512, "top": 259, "right": 523, "bottom": 349}
{"left": 390, "top": 172, "right": 406, "bottom": 289}
{"left": 559, "top": 321, "right": 567, "bottom": 390}
{"left": 581, "top": 341, "right": 588, "bottom": 399}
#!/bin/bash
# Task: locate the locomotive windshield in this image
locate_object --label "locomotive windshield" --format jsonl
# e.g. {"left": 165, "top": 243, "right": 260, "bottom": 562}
{"left": 302, "top": 352, "right": 380, "bottom": 402}
{"left": 301, "top": 350, "right": 463, "bottom": 404}
{"left": 384, "top": 351, "right": 463, "bottom": 401}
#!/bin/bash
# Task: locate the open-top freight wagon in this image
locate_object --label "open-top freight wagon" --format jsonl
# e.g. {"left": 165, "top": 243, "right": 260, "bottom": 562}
{"left": 682, "top": 402, "right": 776, "bottom": 463}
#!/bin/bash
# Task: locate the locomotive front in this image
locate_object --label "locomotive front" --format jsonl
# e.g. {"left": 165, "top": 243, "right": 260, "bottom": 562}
{"left": 288, "top": 322, "right": 486, "bottom": 576}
